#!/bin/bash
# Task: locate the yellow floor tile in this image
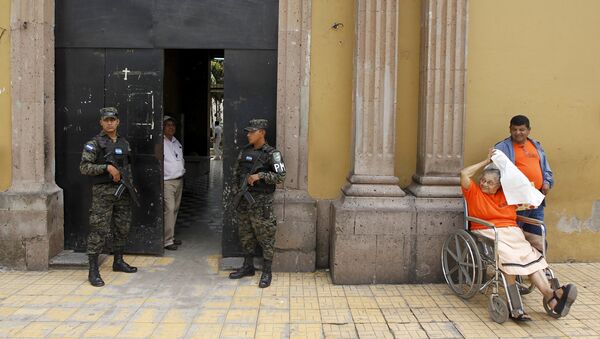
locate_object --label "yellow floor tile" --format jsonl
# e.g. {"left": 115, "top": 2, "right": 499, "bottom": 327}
{"left": 151, "top": 322, "right": 188, "bottom": 338}
{"left": 290, "top": 323, "right": 323, "bottom": 339}
{"left": 37, "top": 307, "right": 78, "bottom": 322}
{"left": 193, "top": 308, "right": 228, "bottom": 324}
{"left": 13, "top": 321, "right": 60, "bottom": 338}
{"left": 350, "top": 308, "right": 386, "bottom": 323}
{"left": 255, "top": 323, "right": 289, "bottom": 339}
{"left": 290, "top": 308, "right": 321, "bottom": 323}
{"left": 231, "top": 296, "right": 261, "bottom": 309}
{"left": 0, "top": 306, "right": 19, "bottom": 318}
{"left": 9, "top": 307, "right": 48, "bottom": 321}
{"left": 355, "top": 323, "right": 394, "bottom": 339}
{"left": 318, "top": 296, "right": 349, "bottom": 309}
{"left": 388, "top": 323, "right": 428, "bottom": 338}
{"left": 322, "top": 323, "right": 357, "bottom": 339}
{"left": 161, "top": 307, "right": 198, "bottom": 323}
{"left": 257, "top": 308, "right": 290, "bottom": 324}
{"left": 98, "top": 307, "right": 139, "bottom": 323}
{"left": 0, "top": 320, "right": 30, "bottom": 337}
{"left": 186, "top": 323, "right": 223, "bottom": 339}
{"left": 130, "top": 307, "right": 167, "bottom": 323}
{"left": 116, "top": 322, "right": 157, "bottom": 338}
{"left": 67, "top": 307, "right": 107, "bottom": 322}
{"left": 381, "top": 308, "right": 417, "bottom": 323}
{"left": 347, "top": 296, "right": 379, "bottom": 309}
{"left": 420, "top": 322, "right": 462, "bottom": 339}
{"left": 220, "top": 323, "right": 256, "bottom": 339}
{"left": 84, "top": 321, "right": 126, "bottom": 337}
{"left": 48, "top": 321, "right": 92, "bottom": 337}
{"left": 225, "top": 308, "right": 259, "bottom": 324}
{"left": 453, "top": 321, "right": 497, "bottom": 338}
{"left": 320, "top": 308, "right": 352, "bottom": 324}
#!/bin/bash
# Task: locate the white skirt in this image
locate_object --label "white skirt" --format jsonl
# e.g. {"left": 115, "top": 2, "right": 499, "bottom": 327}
{"left": 473, "top": 227, "right": 548, "bottom": 276}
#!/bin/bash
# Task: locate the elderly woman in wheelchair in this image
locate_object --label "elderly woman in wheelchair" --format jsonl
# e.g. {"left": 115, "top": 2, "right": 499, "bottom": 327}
{"left": 441, "top": 150, "right": 577, "bottom": 323}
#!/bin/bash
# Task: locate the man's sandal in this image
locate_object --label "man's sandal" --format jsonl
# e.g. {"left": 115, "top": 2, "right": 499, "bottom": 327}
{"left": 544, "top": 284, "right": 578, "bottom": 318}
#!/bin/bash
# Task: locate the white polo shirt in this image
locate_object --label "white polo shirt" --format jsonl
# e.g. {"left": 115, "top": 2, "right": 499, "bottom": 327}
{"left": 164, "top": 136, "right": 185, "bottom": 180}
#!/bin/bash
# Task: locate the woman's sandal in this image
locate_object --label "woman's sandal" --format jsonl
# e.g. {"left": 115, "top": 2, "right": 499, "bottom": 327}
{"left": 510, "top": 312, "right": 532, "bottom": 322}
{"left": 545, "top": 284, "right": 578, "bottom": 318}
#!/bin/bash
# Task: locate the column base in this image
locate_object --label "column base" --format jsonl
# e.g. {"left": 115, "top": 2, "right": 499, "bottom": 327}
{"left": 0, "top": 183, "right": 64, "bottom": 270}
{"left": 272, "top": 189, "right": 317, "bottom": 272}
{"left": 407, "top": 174, "right": 462, "bottom": 197}
{"left": 342, "top": 174, "right": 406, "bottom": 197}
{"left": 330, "top": 193, "right": 416, "bottom": 284}
{"left": 330, "top": 189, "right": 465, "bottom": 284}
{"left": 413, "top": 197, "right": 465, "bottom": 282}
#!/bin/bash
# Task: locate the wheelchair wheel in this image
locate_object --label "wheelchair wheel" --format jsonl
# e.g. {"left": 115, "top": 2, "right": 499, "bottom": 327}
{"left": 488, "top": 294, "right": 509, "bottom": 323}
{"left": 441, "top": 229, "right": 483, "bottom": 299}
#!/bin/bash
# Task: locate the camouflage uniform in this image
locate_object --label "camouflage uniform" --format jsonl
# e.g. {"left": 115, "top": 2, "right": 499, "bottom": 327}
{"left": 233, "top": 143, "right": 285, "bottom": 261}
{"left": 80, "top": 131, "right": 133, "bottom": 255}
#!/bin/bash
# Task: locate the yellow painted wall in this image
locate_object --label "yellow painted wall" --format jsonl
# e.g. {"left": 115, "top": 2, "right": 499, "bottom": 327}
{"left": 307, "top": 0, "right": 355, "bottom": 199}
{"left": 466, "top": 0, "right": 600, "bottom": 261}
{"left": 395, "top": 0, "right": 420, "bottom": 187}
{"left": 308, "top": 0, "right": 421, "bottom": 198}
{"left": 0, "top": 0, "right": 10, "bottom": 191}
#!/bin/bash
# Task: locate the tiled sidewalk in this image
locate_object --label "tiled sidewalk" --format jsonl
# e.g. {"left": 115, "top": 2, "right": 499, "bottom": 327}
{"left": 1, "top": 258, "right": 600, "bottom": 338}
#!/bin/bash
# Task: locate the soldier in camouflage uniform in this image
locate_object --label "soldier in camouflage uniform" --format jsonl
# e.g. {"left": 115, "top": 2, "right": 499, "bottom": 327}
{"left": 229, "top": 119, "right": 286, "bottom": 288}
{"left": 80, "top": 107, "right": 138, "bottom": 287}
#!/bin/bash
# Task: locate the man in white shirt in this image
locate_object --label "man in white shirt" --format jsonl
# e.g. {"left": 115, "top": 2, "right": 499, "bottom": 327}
{"left": 213, "top": 121, "right": 223, "bottom": 160}
{"left": 163, "top": 116, "right": 185, "bottom": 250}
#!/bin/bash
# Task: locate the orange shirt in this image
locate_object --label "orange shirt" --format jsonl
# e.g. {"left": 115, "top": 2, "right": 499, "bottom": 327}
{"left": 513, "top": 140, "right": 543, "bottom": 189}
{"left": 462, "top": 179, "right": 517, "bottom": 231}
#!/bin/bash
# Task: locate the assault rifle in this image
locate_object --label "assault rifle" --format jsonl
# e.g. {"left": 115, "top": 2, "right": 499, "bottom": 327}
{"left": 104, "top": 151, "right": 141, "bottom": 207}
{"left": 232, "top": 156, "right": 263, "bottom": 208}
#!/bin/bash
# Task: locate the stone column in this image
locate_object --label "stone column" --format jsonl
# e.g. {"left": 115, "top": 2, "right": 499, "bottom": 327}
{"left": 407, "top": 0, "right": 468, "bottom": 197}
{"left": 0, "top": 0, "right": 64, "bottom": 270}
{"left": 330, "top": 0, "right": 416, "bottom": 284}
{"left": 273, "top": 0, "right": 317, "bottom": 272}
{"left": 407, "top": 0, "right": 469, "bottom": 283}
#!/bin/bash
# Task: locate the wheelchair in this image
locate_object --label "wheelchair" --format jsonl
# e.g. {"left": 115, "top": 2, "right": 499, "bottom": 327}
{"left": 441, "top": 203, "right": 560, "bottom": 323}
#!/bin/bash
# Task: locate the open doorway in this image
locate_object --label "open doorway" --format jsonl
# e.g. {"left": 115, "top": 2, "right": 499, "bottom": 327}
{"left": 163, "top": 49, "right": 225, "bottom": 253}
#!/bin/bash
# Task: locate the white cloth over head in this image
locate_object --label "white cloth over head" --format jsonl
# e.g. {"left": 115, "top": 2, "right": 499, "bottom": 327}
{"left": 491, "top": 150, "right": 545, "bottom": 208}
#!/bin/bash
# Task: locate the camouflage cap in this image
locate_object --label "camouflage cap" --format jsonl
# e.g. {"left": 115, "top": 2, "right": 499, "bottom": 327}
{"left": 244, "top": 119, "right": 268, "bottom": 132}
{"left": 99, "top": 107, "right": 118, "bottom": 119}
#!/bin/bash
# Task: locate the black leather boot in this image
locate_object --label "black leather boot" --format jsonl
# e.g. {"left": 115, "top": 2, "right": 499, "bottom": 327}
{"left": 88, "top": 254, "right": 105, "bottom": 287}
{"left": 259, "top": 260, "right": 272, "bottom": 288}
{"left": 229, "top": 256, "right": 255, "bottom": 279}
{"left": 112, "top": 252, "right": 138, "bottom": 273}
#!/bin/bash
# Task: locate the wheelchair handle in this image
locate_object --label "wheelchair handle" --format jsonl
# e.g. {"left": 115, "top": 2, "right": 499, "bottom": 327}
{"left": 516, "top": 215, "right": 544, "bottom": 226}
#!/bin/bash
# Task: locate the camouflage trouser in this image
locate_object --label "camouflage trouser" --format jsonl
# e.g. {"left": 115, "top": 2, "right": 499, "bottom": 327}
{"left": 87, "top": 183, "right": 131, "bottom": 255}
{"left": 236, "top": 193, "right": 277, "bottom": 261}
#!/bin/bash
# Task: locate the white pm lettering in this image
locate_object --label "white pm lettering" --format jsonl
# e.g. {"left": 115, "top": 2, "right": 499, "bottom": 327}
{"left": 274, "top": 163, "right": 286, "bottom": 173}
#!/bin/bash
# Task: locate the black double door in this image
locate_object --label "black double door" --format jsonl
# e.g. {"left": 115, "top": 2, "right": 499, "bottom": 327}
{"left": 55, "top": 0, "right": 279, "bottom": 256}
{"left": 56, "top": 49, "right": 165, "bottom": 254}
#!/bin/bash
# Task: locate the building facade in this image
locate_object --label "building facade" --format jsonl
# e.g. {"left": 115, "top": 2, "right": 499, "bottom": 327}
{"left": 1, "top": 0, "right": 600, "bottom": 283}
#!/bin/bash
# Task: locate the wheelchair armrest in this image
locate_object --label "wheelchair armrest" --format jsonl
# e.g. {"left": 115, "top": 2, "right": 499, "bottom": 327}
{"left": 466, "top": 216, "right": 496, "bottom": 229}
{"left": 516, "top": 215, "right": 544, "bottom": 226}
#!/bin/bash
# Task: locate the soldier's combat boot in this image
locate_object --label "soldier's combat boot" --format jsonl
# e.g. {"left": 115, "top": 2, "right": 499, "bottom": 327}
{"left": 112, "top": 252, "right": 138, "bottom": 273}
{"left": 229, "top": 256, "right": 255, "bottom": 279}
{"left": 88, "top": 254, "right": 105, "bottom": 287}
{"left": 259, "top": 260, "right": 272, "bottom": 288}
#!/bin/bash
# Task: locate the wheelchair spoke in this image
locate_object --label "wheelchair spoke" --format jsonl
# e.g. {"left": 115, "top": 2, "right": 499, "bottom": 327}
{"left": 446, "top": 247, "right": 459, "bottom": 262}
